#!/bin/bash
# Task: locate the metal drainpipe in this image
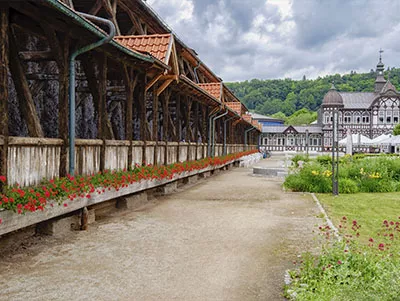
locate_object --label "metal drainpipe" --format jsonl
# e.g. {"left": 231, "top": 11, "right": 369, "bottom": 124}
{"left": 193, "top": 61, "right": 201, "bottom": 83}
{"left": 223, "top": 116, "right": 235, "bottom": 155}
{"left": 244, "top": 127, "right": 256, "bottom": 147}
{"left": 207, "top": 111, "right": 219, "bottom": 157}
{"left": 68, "top": 13, "right": 116, "bottom": 175}
{"left": 212, "top": 110, "right": 228, "bottom": 157}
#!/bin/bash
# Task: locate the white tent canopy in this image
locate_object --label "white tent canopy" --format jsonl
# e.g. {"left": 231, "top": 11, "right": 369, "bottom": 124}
{"left": 339, "top": 134, "right": 372, "bottom": 146}
{"left": 379, "top": 135, "right": 400, "bottom": 145}
{"left": 369, "top": 134, "right": 391, "bottom": 145}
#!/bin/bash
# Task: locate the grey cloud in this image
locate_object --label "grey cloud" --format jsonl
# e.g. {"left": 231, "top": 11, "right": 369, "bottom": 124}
{"left": 148, "top": 0, "right": 400, "bottom": 82}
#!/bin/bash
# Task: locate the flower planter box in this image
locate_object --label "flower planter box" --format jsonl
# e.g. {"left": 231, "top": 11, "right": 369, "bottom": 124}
{"left": 0, "top": 160, "right": 235, "bottom": 237}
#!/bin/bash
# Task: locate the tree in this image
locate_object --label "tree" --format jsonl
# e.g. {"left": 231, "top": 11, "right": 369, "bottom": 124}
{"left": 393, "top": 124, "right": 400, "bottom": 136}
{"left": 225, "top": 67, "right": 400, "bottom": 118}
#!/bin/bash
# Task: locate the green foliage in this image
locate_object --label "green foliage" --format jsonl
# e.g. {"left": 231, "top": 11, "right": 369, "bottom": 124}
{"left": 270, "top": 111, "right": 286, "bottom": 121}
{"left": 286, "top": 239, "right": 400, "bottom": 300}
{"left": 285, "top": 195, "right": 400, "bottom": 300}
{"left": 393, "top": 123, "right": 400, "bottom": 136}
{"left": 284, "top": 155, "right": 400, "bottom": 194}
{"left": 285, "top": 108, "right": 317, "bottom": 125}
{"left": 291, "top": 154, "right": 310, "bottom": 167}
{"left": 316, "top": 155, "right": 332, "bottom": 166}
{"left": 338, "top": 178, "right": 359, "bottom": 194}
{"left": 225, "top": 68, "right": 400, "bottom": 117}
{"left": 285, "top": 162, "right": 332, "bottom": 193}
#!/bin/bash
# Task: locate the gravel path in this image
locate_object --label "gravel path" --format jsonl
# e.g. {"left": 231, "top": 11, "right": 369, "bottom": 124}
{"left": 0, "top": 154, "right": 320, "bottom": 301}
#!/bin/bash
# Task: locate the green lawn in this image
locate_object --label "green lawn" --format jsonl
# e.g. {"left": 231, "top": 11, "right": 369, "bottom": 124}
{"left": 284, "top": 193, "right": 400, "bottom": 301}
{"left": 318, "top": 192, "right": 400, "bottom": 244}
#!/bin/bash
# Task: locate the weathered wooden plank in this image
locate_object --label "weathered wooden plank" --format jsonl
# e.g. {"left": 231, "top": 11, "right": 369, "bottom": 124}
{"left": 9, "top": 30, "right": 44, "bottom": 137}
{"left": 152, "top": 87, "right": 159, "bottom": 141}
{"left": 8, "top": 137, "right": 63, "bottom": 146}
{"left": 0, "top": 6, "right": 9, "bottom": 188}
{"left": 19, "top": 50, "right": 53, "bottom": 62}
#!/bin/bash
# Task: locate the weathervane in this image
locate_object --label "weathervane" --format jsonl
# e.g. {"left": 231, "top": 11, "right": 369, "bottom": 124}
{"left": 379, "top": 48, "right": 384, "bottom": 61}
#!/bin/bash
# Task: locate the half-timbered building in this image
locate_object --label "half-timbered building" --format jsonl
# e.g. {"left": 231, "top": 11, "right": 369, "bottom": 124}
{"left": 262, "top": 55, "right": 400, "bottom": 152}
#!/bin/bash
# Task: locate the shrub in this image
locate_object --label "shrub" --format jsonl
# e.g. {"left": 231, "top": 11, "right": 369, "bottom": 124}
{"left": 291, "top": 154, "right": 310, "bottom": 167}
{"left": 338, "top": 178, "right": 359, "bottom": 194}
{"left": 316, "top": 155, "right": 331, "bottom": 166}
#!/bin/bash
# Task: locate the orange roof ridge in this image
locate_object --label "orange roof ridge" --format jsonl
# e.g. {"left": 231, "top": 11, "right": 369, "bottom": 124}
{"left": 115, "top": 33, "right": 172, "bottom": 39}
{"left": 115, "top": 35, "right": 174, "bottom": 64}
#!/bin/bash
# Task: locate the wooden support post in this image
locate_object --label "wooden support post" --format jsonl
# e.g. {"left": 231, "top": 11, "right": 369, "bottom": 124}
{"left": 152, "top": 87, "right": 158, "bottom": 141}
{"left": 185, "top": 97, "right": 192, "bottom": 142}
{"left": 139, "top": 74, "right": 147, "bottom": 164}
{"left": 201, "top": 106, "right": 207, "bottom": 143}
{"left": 57, "top": 37, "right": 70, "bottom": 177}
{"left": 152, "top": 87, "right": 159, "bottom": 165}
{"left": 0, "top": 5, "right": 9, "bottom": 188}
{"left": 9, "top": 30, "right": 44, "bottom": 137}
{"left": 194, "top": 101, "right": 199, "bottom": 142}
{"left": 123, "top": 65, "right": 137, "bottom": 170}
{"left": 162, "top": 89, "right": 171, "bottom": 165}
{"left": 176, "top": 94, "right": 181, "bottom": 141}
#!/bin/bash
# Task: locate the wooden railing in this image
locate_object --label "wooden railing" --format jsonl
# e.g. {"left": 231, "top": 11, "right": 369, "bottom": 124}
{"left": 1, "top": 137, "right": 255, "bottom": 187}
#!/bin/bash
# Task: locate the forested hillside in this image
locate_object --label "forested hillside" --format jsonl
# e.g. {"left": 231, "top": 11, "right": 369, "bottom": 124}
{"left": 226, "top": 68, "right": 400, "bottom": 118}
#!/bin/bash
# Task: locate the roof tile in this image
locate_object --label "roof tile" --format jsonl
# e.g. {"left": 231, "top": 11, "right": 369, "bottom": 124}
{"left": 198, "top": 83, "right": 222, "bottom": 100}
{"left": 114, "top": 34, "right": 172, "bottom": 64}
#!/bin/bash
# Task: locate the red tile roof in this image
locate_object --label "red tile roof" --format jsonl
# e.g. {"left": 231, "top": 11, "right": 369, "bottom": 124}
{"left": 226, "top": 102, "right": 247, "bottom": 116}
{"left": 198, "top": 83, "right": 222, "bottom": 100}
{"left": 114, "top": 34, "right": 173, "bottom": 64}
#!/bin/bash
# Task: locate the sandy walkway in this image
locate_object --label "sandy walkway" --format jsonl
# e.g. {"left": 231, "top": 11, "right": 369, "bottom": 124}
{"left": 0, "top": 154, "right": 320, "bottom": 301}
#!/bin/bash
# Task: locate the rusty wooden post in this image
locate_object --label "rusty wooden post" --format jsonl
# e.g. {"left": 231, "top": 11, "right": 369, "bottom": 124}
{"left": 57, "top": 36, "right": 70, "bottom": 177}
{"left": 139, "top": 74, "right": 147, "bottom": 165}
{"left": 8, "top": 30, "right": 43, "bottom": 137}
{"left": 152, "top": 86, "right": 158, "bottom": 164}
{"left": 123, "top": 66, "right": 137, "bottom": 170}
{"left": 0, "top": 5, "right": 9, "bottom": 188}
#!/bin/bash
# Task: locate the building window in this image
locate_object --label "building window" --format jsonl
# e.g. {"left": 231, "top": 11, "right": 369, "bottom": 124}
{"left": 344, "top": 112, "right": 351, "bottom": 124}
{"left": 387, "top": 110, "right": 392, "bottom": 124}
{"left": 362, "top": 112, "right": 370, "bottom": 124}
{"left": 324, "top": 112, "right": 331, "bottom": 124}
{"left": 379, "top": 110, "right": 384, "bottom": 124}
{"left": 354, "top": 112, "right": 361, "bottom": 124}
{"left": 394, "top": 110, "right": 399, "bottom": 124}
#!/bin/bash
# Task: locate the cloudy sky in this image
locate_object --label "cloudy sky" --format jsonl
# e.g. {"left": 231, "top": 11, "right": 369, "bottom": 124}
{"left": 146, "top": 0, "right": 400, "bottom": 82}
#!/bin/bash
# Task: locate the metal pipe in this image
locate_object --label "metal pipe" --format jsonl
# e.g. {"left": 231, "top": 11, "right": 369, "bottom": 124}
{"left": 212, "top": 110, "right": 228, "bottom": 157}
{"left": 207, "top": 110, "right": 219, "bottom": 157}
{"left": 223, "top": 116, "right": 235, "bottom": 155}
{"left": 193, "top": 61, "right": 201, "bottom": 83}
{"left": 244, "top": 127, "right": 256, "bottom": 146}
{"left": 68, "top": 13, "right": 116, "bottom": 175}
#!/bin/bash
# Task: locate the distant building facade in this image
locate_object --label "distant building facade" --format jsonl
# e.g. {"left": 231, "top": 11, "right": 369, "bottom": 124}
{"left": 261, "top": 55, "right": 400, "bottom": 152}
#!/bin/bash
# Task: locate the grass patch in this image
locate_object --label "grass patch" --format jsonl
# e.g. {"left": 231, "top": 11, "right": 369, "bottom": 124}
{"left": 318, "top": 192, "right": 400, "bottom": 245}
{"left": 285, "top": 192, "right": 400, "bottom": 300}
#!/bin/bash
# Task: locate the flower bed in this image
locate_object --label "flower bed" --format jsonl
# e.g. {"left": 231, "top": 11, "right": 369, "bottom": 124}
{"left": 285, "top": 217, "right": 400, "bottom": 300}
{"left": 0, "top": 151, "right": 256, "bottom": 226}
{"left": 284, "top": 155, "right": 400, "bottom": 193}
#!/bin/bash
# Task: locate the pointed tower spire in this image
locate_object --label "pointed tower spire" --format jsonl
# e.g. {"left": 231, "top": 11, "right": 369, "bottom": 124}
{"left": 375, "top": 49, "right": 386, "bottom": 92}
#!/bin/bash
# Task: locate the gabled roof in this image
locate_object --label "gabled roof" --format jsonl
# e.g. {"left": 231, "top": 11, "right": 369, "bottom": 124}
{"left": 380, "top": 79, "right": 398, "bottom": 94}
{"left": 198, "top": 83, "right": 222, "bottom": 100}
{"left": 338, "top": 92, "right": 377, "bottom": 109}
{"left": 115, "top": 34, "right": 173, "bottom": 64}
{"left": 262, "top": 125, "right": 322, "bottom": 134}
{"left": 250, "top": 112, "right": 284, "bottom": 122}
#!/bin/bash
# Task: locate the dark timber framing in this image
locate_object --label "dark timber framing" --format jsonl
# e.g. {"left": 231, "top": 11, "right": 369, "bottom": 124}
{"left": 1, "top": 0, "right": 259, "bottom": 181}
